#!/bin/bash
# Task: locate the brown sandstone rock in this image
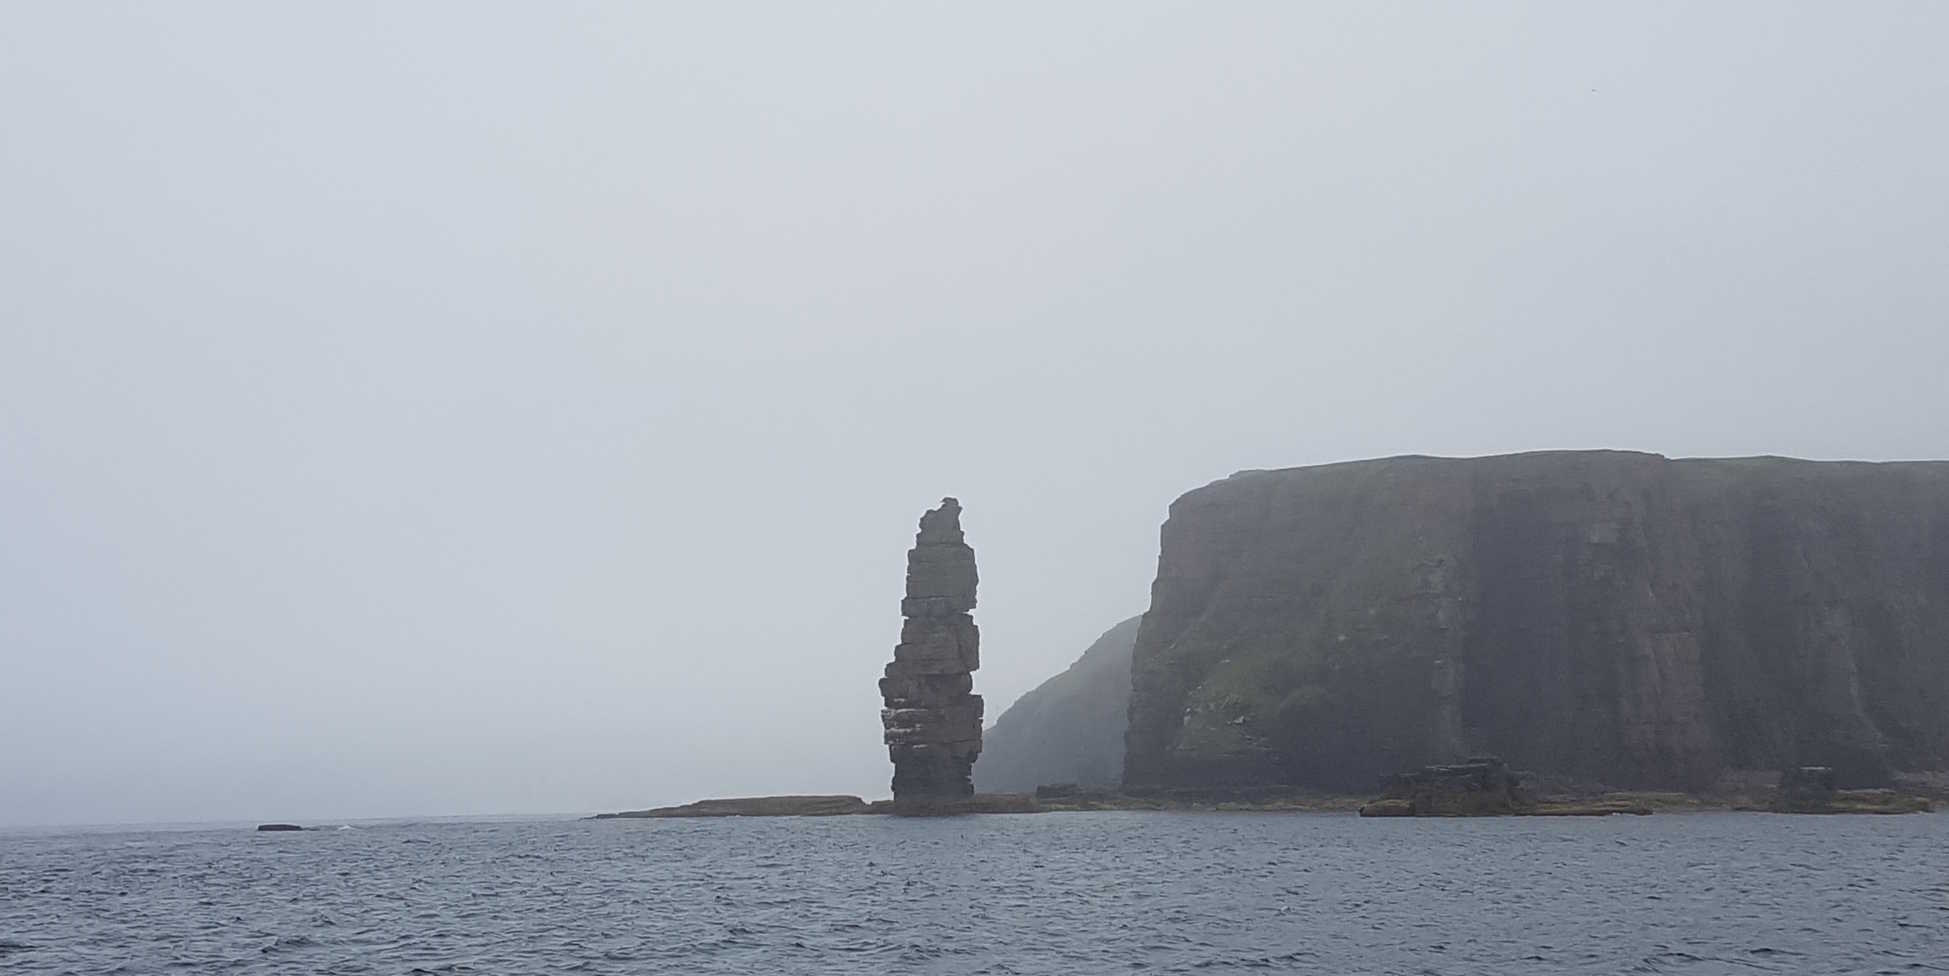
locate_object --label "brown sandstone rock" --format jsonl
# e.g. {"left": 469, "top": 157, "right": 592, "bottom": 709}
{"left": 882, "top": 498, "right": 985, "bottom": 809}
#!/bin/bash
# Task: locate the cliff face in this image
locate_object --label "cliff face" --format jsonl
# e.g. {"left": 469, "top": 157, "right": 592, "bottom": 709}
{"left": 1122, "top": 452, "right": 1949, "bottom": 791}
{"left": 977, "top": 615, "right": 1143, "bottom": 794}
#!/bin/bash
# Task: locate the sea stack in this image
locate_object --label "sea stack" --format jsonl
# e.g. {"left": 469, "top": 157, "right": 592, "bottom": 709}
{"left": 879, "top": 498, "right": 984, "bottom": 810}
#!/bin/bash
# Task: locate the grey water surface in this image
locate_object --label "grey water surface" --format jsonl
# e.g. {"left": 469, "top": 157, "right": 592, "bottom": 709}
{"left": 2, "top": 811, "right": 1944, "bottom": 975}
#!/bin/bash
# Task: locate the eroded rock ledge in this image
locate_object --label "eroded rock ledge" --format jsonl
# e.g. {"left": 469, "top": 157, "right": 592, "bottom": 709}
{"left": 1358, "top": 758, "right": 1658, "bottom": 816}
{"left": 1765, "top": 766, "right": 1932, "bottom": 814}
{"left": 1358, "top": 757, "right": 1533, "bottom": 817}
{"left": 591, "top": 796, "right": 873, "bottom": 818}
{"left": 590, "top": 794, "right": 1039, "bottom": 818}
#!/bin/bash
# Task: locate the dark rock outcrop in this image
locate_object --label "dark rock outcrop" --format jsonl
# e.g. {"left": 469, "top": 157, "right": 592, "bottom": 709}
{"left": 1358, "top": 757, "right": 1532, "bottom": 816}
{"left": 1766, "top": 766, "right": 1931, "bottom": 814}
{"left": 1123, "top": 452, "right": 1949, "bottom": 793}
{"left": 977, "top": 615, "right": 1143, "bottom": 793}
{"left": 1772, "top": 766, "right": 1837, "bottom": 812}
{"left": 880, "top": 498, "right": 984, "bottom": 808}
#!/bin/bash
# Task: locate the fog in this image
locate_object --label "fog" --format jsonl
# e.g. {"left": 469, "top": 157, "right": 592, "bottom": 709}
{"left": 3, "top": 3, "right": 1944, "bottom": 826}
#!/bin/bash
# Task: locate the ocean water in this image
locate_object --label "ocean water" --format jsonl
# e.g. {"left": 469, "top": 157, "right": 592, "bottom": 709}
{"left": 2, "top": 811, "right": 1944, "bottom": 975}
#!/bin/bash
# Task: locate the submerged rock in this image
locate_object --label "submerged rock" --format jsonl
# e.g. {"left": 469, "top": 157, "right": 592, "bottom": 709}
{"left": 880, "top": 498, "right": 984, "bottom": 812}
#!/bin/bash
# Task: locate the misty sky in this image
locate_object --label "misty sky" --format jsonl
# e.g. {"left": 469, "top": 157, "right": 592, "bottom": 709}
{"left": 3, "top": 3, "right": 1945, "bottom": 827}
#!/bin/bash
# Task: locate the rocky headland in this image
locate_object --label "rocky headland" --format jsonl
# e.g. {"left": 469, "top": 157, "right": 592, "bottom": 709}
{"left": 1123, "top": 452, "right": 1949, "bottom": 797}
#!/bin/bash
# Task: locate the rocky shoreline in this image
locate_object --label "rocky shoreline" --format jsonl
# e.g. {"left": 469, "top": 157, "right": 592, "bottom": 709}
{"left": 589, "top": 784, "right": 1936, "bottom": 820}
{"left": 590, "top": 794, "right": 1039, "bottom": 819}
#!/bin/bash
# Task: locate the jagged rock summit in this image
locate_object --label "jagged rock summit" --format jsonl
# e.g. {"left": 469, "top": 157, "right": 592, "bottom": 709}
{"left": 880, "top": 497, "right": 984, "bottom": 809}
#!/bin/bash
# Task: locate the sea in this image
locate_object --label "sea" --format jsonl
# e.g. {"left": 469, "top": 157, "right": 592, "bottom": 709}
{"left": 1, "top": 811, "right": 1944, "bottom": 975}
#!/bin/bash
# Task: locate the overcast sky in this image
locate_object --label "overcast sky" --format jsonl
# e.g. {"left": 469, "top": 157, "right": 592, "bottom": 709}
{"left": 3, "top": 3, "right": 1944, "bottom": 827}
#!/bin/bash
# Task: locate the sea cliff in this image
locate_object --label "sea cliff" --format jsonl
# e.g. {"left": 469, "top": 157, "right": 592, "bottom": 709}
{"left": 1122, "top": 451, "right": 1949, "bottom": 792}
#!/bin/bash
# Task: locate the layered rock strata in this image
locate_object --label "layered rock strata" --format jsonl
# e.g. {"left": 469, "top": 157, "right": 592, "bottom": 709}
{"left": 880, "top": 498, "right": 983, "bottom": 806}
{"left": 1123, "top": 452, "right": 1949, "bottom": 793}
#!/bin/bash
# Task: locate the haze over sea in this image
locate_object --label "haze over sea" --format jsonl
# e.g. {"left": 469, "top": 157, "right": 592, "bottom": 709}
{"left": 3, "top": 812, "right": 1944, "bottom": 975}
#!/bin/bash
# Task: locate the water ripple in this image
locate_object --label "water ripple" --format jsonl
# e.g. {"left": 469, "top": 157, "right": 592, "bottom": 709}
{"left": 2, "top": 812, "right": 1946, "bottom": 974}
